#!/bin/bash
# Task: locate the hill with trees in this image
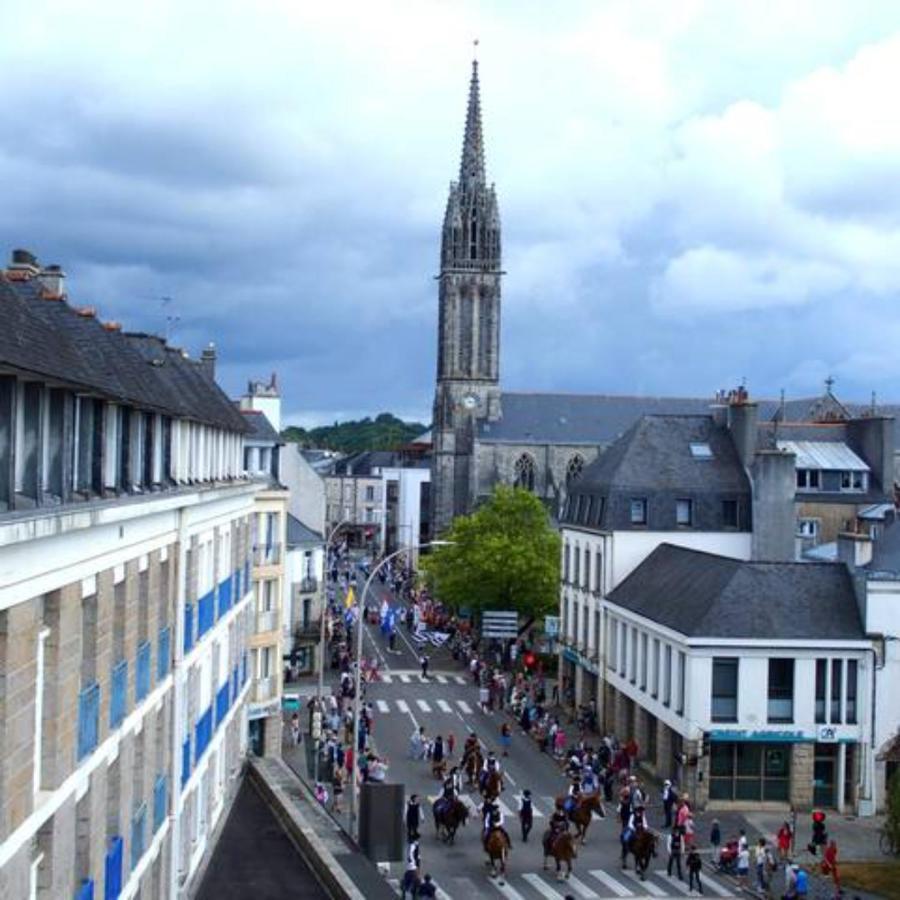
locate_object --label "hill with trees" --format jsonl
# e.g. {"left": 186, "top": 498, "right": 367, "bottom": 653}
{"left": 281, "top": 412, "right": 427, "bottom": 453}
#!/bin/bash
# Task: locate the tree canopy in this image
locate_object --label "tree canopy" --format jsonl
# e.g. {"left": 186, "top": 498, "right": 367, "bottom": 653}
{"left": 281, "top": 412, "right": 427, "bottom": 452}
{"left": 421, "top": 485, "right": 560, "bottom": 622}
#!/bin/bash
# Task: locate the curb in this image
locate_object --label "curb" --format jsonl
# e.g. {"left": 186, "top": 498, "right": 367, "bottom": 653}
{"left": 248, "top": 757, "right": 367, "bottom": 900}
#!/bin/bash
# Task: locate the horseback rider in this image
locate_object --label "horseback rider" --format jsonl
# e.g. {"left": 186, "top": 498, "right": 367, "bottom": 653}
{"left": 482, "top": 798, "right": 511, "bottom": 851}
{"left": 443, "top": 766, "right": 461, "bottom": 801}
{"left": 628, "top": 803, "right": 649, "bottom": 833}
{"left": 482, "top": 750, "right": 501, "bottom": 775}
{"left": 564, "top": 775, "right": 582, "bottom": 814}
{"left": 581, "top": 763, "right": 598, "bottom": 795}
{"left": 549, "top": 802, "right": 570, "bottom": 838}
{"left": 463, "top": 734, "right": 479, "bottom": 763}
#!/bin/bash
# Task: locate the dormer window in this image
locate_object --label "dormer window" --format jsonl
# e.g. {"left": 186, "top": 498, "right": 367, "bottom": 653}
{"left": 676, "top": 498, "right": 693, "bottom": 527}
{"left": 840, "top": 471, "right": 867, "bottom": 492}
{"left": 796, "top": 469, "right": 820, "bottom": 490}
{"left": 630, "top": 498, "right": 647, "bottom": 525}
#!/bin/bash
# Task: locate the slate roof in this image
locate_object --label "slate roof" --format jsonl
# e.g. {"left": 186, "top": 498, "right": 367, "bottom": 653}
{"left": 606, "top": 543, "right": 865, "bottom": 641}
{"left": 240, "top": 409, "right": 281, "bottom": 443}
{"left": 474, "top": 391, "right": 900, "bottom": 448}
{"left": 286, "top": 513, "right": 323, "bottom": 545}
{"left": 332, "top": 450, "right": 398, "bottom": 476}
{"left": 0, "top": 275, "right": 247, "bottom": 432}
{"left": 564, "top": 415, "right": 751, "bottom": 531}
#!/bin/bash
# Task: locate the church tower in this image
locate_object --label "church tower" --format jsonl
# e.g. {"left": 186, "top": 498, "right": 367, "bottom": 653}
{"left": 431, "top": 57, "right": 503, "bottom": 534}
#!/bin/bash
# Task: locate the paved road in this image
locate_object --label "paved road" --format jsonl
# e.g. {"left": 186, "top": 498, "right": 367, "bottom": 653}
{"left": 350, "top": 598, "right": 743, "bottom": 900}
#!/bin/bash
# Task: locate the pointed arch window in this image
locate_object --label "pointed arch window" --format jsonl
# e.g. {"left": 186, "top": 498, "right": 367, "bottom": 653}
{"left": 566, "top": 454, "right": 584, "bottom": 485}
{"left": 470, "top": 207, "right": 478, "bottom": 260}
{"left": 513, "top": 454, "right": 536, "bottom": 492}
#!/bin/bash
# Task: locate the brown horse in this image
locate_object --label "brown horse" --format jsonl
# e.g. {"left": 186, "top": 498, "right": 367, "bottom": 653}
{"left": 480, "top": 769, "right": 503, "bottom": 800}
{"left": 554, "top": 793, "right": 605, "bottom": 844}
{"left": 432, "top": 797, "right": 469, "bottom": 844}
{"left": 464, "top": 749, "right": 483, "bottom": 787}
{"left": 542, "top": 830, "right": 578, "bottom": 881}
{"left": 432, "top": 758, "right": 447, "bottom": 780}
{"left": 621, "top": 829, "right": 657, "bottom": 879}
{"left": 485, "top": 828, "right": 509, "bottom": 884}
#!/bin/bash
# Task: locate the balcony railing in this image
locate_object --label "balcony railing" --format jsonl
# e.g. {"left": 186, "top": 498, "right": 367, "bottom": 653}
{"left": 104, "top": 835, "right": 123, "bottom": 900}
{"left": 255, "top": 676, "right": 274, "bottom": 702}
{"left": 298, "top": 577, "right": 318, "bottom": 593}
{"left": 78, "top": 682, "right": 100, "bottom": 760}
{"left": 197, "top": 590, "right": 215, "bottom": 638}
{"left": 253, "top": 542, "right": 283, "bottom": 566}
{"left": 130, "top": 803, "right": 147, "bottom": 871}
{"left": 215, "top": 682, "right": 230, "bottom": 728}
{"left": 183, "top": 603, "right": 194, "bottom": 654}
{"left": 110, "top": 659, "right": 128, "bottom": 729}
{"left": 294, "top": 618, "right": 322, "bottom": 640}
{"left": 256, "top": 609, "right": 277, "bottom": 634}
{"left": 157, "top": 626, "right": 171, "bottom": 681}
{"left": 135, "top": 641, "right": 151, "bottom": 704}
{"left": 194, "top": 706, "right": 213, "bottom": 764}
{"left": 153, "top": 774, "right": 167, "bottom": 833}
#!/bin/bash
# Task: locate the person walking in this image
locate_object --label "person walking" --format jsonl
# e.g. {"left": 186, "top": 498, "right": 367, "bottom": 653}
{"left": 432, "top": 735, "right": 444, "bottom": 769}
{"left": 331, "top": 767, "right": 344, "bottom": 814}
{"left": 667, "top": 826, "right": 685, "bottom": 881}
{"left": 662, "top": 779, "right": 677, "bottom": 828}
{"left": 736, "top": 842, "right": 750, "bottom": 889}
{"left": 754, "top": 837, "right": 769, "bottom": 892}
{"left": 709, "top": 818, "right": 721, "bottom": 867}
{"left": 401, "top": 838, "right": 420, "bottom": 899}
{"left": 420, "top": 653, "right": 430, "bottom": 679}
{"left": 447, "top": 732, "right": 455, "bottom": 758}
{"left": 777, "top": 820, "right": 792, "bottom": 862}
{"left": 519, "top": 789, "right": 534, "bottom": 843}
{"left": 500, "top": 722, "right": 511, "bottom": 757}
{"left": 822, "top": 839, "right": 841, "bottom": 899}
{"left": 686, "top": 846, "right": 703, "bottom": 894}
{"left": 406, "top": 794, "right": 421, "bottom": 843}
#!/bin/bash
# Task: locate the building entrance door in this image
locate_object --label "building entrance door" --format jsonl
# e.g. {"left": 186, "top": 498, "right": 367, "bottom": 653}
{"left": 813, "top": 743, "right": 837, "bottom": 807}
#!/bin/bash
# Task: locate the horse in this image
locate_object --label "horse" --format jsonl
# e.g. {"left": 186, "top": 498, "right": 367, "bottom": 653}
{"left": 464, "top": 748, "right": 483, "bottom": 787}
{"left": 621, "top": 829, "right": 657, "bottom": 879}
{"left": 432, "top": 797, "right": 469, "bottom": 844}
{"left": 485, "top": 828, "right": 510, "bottom": 884}
{"left": 479, "top": 768, "right": 503, "bottom": 800}
{"left": 432, "top": 758, "right": 447, "bottom": 780}
{"left": 554, "top": 793, "right": 605, "bottom": 844}
{"left": 542, "top": 830, "right": 578, "bottom": 881}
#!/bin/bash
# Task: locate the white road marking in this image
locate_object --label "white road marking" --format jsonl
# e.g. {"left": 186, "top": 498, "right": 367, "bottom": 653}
{"left": 397, "top": 700, "right": 410, "bottom": 713}
{"left": 522, "top": 872, "right": 568, "bottom": 899}
{"left": 417, "top": 699, "right": 432, "bottom": 713}
{"left": 437, "top": 700, "right": 453, "bottom": 713}
{"left": 399, "top": 674, "right": 411, "bottom": 684}
{"left": 380, "top": 674, "right": 393, "bottom": 684}
{"left": 619, "top": 870, "right": 667, "bottom": 896}
{"left": 454, "top": 675, "right": 467, "bottom": 685}
{"left": 693, "top": 875, "right": 735, "bottom": 897}
{"left": 496, "top": 798, "right": 516, "bottom": 818}
{"left": 589, "top": 869, "right": 634, "bottom": 897}
{"left": 566, "top": 874, "right": 602, "bottom": 899}
{"left": 488, "top": 877, "right": 527, "bottom": 899}
{"left": 456, "top": 700, "right": 473, "bottom": 714}
{"left": 653, "top": 871, "right": 692, "bottom": 895}
{"left": 376, "top": 700, "right": 390, "bottom": 713}
{"left": 436, "top": 674, "right": 448, "bottom": 684}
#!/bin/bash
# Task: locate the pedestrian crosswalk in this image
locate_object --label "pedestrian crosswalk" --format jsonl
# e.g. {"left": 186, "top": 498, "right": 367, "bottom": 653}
{"left": 371, "top": 697, "right": 475, "bottom": 716}
{"left": 379, "top": 671, "right": 467, "bottom": 685}
{"left": 388, "top": 866, "right": 737, "bottom": 900}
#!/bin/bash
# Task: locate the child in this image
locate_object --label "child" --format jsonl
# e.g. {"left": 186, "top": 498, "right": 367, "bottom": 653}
{"left": 736, "top": 843, "right": 750, "bottom": 888}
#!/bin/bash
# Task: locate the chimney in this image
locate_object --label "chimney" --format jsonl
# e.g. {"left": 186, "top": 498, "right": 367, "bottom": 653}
{"left": 102, "top": 321, "right": 122, "bottom": 332}
{"left": 7, "top": 248, "right": 40, "bottom": 279}
{"left": 751, "top": 448, "right": 796, "bottom": 562}
{"left": 726, "top": 388, "right": 758, "bottom": 469}
{"left": 200, "top": 342, "right": 217, "bottom": 379}
{"left": 38, "top": 264, "right": 65, "bottom": 299}
{"left": 846, "top": 414, "right": 895, "bottom": 500}
{"left": 837, "top": 531, "right": 873, "bottom": 572}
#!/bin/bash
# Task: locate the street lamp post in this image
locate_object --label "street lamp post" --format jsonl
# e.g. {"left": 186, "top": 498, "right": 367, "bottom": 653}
{"left": 348, "top": 540, "right": 452, "bottom": 842}
{"left": 314, "top": 519, "right": 349, "bottom": 783}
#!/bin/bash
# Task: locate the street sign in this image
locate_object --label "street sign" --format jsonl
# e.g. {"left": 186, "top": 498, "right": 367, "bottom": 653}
{"left": 482, "top": 609, "right": 518, "bottom": 639}
{"left": 544, "top": 615, "right": 560, "bottom": 637}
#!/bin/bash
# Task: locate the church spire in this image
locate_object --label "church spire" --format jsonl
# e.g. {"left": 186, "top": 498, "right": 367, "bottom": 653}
{"left": 459, "top": 54, "right": 486, "bottom": 188}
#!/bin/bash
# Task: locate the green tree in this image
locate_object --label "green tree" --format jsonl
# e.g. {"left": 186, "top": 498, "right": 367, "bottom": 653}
{"left": 422, "top": 485, "right": 560, "bottom": 622}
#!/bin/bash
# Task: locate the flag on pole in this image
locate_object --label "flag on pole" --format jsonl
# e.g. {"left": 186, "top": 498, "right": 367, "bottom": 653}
{"left": 344, "top": 586, "right": 356, "bottom": 609}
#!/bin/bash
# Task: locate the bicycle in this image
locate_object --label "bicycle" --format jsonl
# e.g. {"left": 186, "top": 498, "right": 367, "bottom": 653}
{"left": 879, "top": 826, "right": 899, "bottom": 855}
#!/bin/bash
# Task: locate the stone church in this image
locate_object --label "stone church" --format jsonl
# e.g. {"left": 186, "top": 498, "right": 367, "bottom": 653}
{"left": 430, "top": 60, "right": 900, "bottom": 535}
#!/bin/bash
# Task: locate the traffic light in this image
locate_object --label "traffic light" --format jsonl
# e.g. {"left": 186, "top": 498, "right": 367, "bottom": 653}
{"left": 808, "top": 809, "right": 827, "bottom": 854}
{"left": 523, "top": 651, "right": 536, "bottom": 670}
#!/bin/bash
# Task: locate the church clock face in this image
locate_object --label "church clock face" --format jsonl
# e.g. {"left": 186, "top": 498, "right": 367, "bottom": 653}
{"left": 462, "top": 393, "right": 478, "bottom": 410}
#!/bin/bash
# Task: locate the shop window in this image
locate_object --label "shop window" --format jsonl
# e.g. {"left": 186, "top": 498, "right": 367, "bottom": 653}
{"left": 711, "top": 658, "right": 739, "bottom": 722}
{"left": 709, "top": 742, "right": 791, "bottom": 802}
{"left": 768, "top": 658, "right": 794, "bottom": 723}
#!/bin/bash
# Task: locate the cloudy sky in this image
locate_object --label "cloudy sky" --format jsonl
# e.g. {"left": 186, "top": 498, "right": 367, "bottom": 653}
{"left": 3, "top": 1, "right": 900, "bottom": 426}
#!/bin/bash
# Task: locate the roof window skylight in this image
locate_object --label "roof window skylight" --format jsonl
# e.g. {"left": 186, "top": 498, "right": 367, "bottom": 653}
{"left": 690, "top": 442, "right": 713, "bottom": 459}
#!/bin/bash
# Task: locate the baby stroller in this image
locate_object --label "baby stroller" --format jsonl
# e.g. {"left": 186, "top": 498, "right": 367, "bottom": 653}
{"left": 715, "top": 839, "right": 740, "bottom": 875}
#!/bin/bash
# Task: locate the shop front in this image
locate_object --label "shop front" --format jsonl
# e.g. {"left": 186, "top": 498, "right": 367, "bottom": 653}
{"left": 709, "top": 741, "right": 791, "bottom": 803}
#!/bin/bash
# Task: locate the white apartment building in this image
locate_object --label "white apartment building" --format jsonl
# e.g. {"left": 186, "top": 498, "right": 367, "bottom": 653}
{"left": 0, "top": 252, "right": 260, "bottom": 898}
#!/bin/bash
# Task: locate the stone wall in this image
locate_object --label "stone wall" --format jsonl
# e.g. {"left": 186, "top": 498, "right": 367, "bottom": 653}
{"left": 790, "top": 743, "right": 815, "bottom": 810}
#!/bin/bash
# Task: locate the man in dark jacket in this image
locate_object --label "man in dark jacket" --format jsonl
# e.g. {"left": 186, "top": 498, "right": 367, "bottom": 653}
{"left": 406, "top": 794, "right": 421, "bottom": 842}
